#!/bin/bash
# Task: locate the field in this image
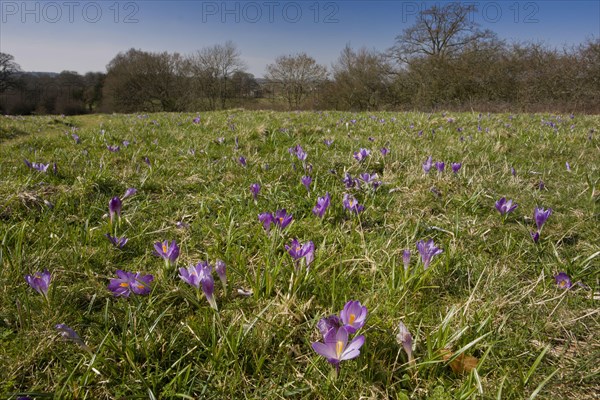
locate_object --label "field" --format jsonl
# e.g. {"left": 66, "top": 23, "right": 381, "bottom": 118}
{"left": 0, "top": 110, "right": 598, "bottom": 399}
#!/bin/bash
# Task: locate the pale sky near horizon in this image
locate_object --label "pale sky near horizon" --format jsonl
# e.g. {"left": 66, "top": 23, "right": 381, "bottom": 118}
{"left": 1, "top": 1, "right": 598, "bottom": 77}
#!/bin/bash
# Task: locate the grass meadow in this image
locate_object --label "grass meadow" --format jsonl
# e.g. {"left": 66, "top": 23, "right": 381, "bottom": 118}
{"left": 0, "top": 110, "right": 598, "bottom": 399}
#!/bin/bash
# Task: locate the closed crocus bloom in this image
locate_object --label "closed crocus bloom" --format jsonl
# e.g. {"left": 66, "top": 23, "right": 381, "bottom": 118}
{"left": 533, "top": 207, "right": 552, "bottom": 231}
{"left": 451, "top": 163, "right": 462, "bottom": 173}
{"left": 121, "top": 187, "right": 137, "bottom": 200}
{"left": 435, "top": 161, "right": 445, "bottom": 172}
{"left": 258, "top": 212, "right": 274, "bottom": 233}
{"left": 105, "top": 233, "right": 128, "bottom": 249}
{"left": 108, "top": 196, "right": 122, "bottom": 224}
{"left": 339, "top": 300, "right": 367, "bottom": 334}
{"left": 250, "top": 183, "right": 261, "bottom": 200}
{"left": 422, "top": 156, "right": 433, "bottom": 173}
{"left": 301, "top": 176, "right": 312, "bottom": 192}
{"left": 397, "top": 321, "right": 414, "bottom": 363}
{"left": 402, "top": 249, "right": 411, "bottom": 270}
{"left": 215, "top": 259, "right": 227, "bottom": 289}
{"left": 312, "top": 192, "right": 331, "bottom": 218}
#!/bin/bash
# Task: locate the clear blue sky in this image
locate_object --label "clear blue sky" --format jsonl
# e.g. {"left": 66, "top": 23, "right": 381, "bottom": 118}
{"left": 1, "top": 1, "right": 598, "bottom": 77}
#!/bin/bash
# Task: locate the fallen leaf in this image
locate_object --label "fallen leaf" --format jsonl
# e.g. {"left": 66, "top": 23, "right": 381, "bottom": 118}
{"left": 441, "top": 349, "right": 479, "bottom": 374}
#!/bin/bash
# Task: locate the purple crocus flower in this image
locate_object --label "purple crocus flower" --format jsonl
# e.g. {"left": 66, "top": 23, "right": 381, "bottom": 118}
{"left": 24, "top": 159, "right": 50, "bottom": 172}
{"left": 511, "top": 166, "right": 516, "bottom": 177}
{"left": 380, "top": 147, "right": 389, "bottom": 156}
{"left": 324, "top": 139, "right": 333, "bottom": 146}
{"left": 192, "top": 116, "right": 201, "bottom": 124}
{"left": 186, "top": 261, "right": 218, "bottom": 310}
{"left": 565, "top": 162, "right": 571, "bottom": 172}
{"left": 343, "top": 173, "right": 355, "bottom": 188}
{"left": 451, "top": 163, "right": 462, "bottom": 173}
{"left": 238, "top": 156, "right": 247, "bottom": 167}
{"left": 107, "top": 270, "right": 153, "bottom": 297}
{"left": 312, "top": 192, "right": 331, "bottom": 218}
{"left": 120, "top": 188, "right": 136, "bottom": 201}
{"left": 55, "top": 323, "right": 90, "bottom": 351}
{"left": 258, "top": 212, "right": 274, "bottom": 233}
{"left": 297, "top": 146, "right": 308, "bottom": 162}
{"left": 215, "top": 259, "right": 227, "bottom": 290}
{"left": 285, "top": 238, "right": 315, "bottom": 269}
{"left": 495, "top": 197, "right": 518, "bottom": 216}
{"left": 554, "top": 272, "right": 572, "bottom": 289}
{"left": 143, "top": 156, "right": 151, "bottom": 166}
{"left": 274, "top": 209, "right": 292, "bottom": 229}
{"left": 360, "top": 173, "right": 381, "bottom": 189}
{"left": 179, "top": 263, "right": 202, "bottom": 288}
{"left": 71, "top": 133, "right": 80, "bottom": 143}
{"left": 301, "top": 176, "right": 312, "bottom": 192}
{"left": 289, "top": 144, "right": 307, "bottom": 161}
{"left": 397, "top": 321, "right": 414, "bottom": 363}
{"left": 343, "top": 193, "right": 364, "bottom": 214}
{"left": 122, "top": 140, "right": 130, "bottom": 147}
{"left": 435, "top": 161, "right": 445, "bottom": 172}
{"left": 311, "top": 326, "right": 365, "bottom": 373}
{"left": 423, "top": 156, "right": 433, "bottom": 174}
{"left": 317, "top": 315, "right": 342, "bottom": 337}
{"left": 339, "top": 300, "right": 367, "bottom": 334}
{"left": 25, "top": 269, "right": 51, "bottom": 297}
{"left": 416, "top": 239, "right": 443, "bottom": 269}
{"left": 531, "top": 231, "right": 540, "bottom": 243}
{"left": 105, "top": 233, "right": 128, "bottom": 249}
{"left": 402, "top": 249, "right": 411, "bottom": 271}
{"left": 107, "top": 145, "right": 120, "bottom": 152}
{"left": 353, "top": 148, "right": 370, "bottom": 162}
{"left": 250, "top": 183, "right": 261, "bottom": 201}
{"left": 108, "top": 196, "right": 122, "bottom": 225}
{"left": 153, "top": 240, "right": 180, "bottom": 266}
{"left": 534, "top": 207, "right": 552, "bottom": 231}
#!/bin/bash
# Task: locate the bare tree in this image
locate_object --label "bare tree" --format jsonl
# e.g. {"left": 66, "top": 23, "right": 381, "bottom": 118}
{"left": 390, "top": 3, "right": 497, "bottom": 63}
{"left": 330, "top": 45, "right": 394, "bottom": 110}
{"left": 265, "top": 53, "right": 328, "bottom": 109}
{"left": 188, "top": 41, "right": 246, "bottom": 109}
{"left": 0, "top": 53, "right": 22, "bottom": 93}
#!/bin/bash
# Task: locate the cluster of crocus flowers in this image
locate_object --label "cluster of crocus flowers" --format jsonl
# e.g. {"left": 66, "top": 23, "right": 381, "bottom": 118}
{"left": 259, "top": 209, "right": 293, "bottom": 233}
{"left": 312, "top": 192, "right": 331, "bottom": 218}
{"left": 153, "top": 240, "right": 180, "bottom": 267}
{"left": 179, "top": 260, "right": 224, "bottom": 310}
{"left": 24, "top": 159, "right": 52, "bottom": 173}
{"left": 343, "top": 194, "right": 364, "bottom": 214}
{"left": 353, "top": 148, "right": 370, "bottom": 162}
{"left": 416, "top": 239, "right": 443, "bottom": 269}
{"left": 531, "top": 207, "right": 552, "bottom": 243}
{"left": 25, "top": 269, "right": 51, "bottom": 299}
{"left": 312, "top": 300, "right": 367, "bottom": 375}
{"left": 289, "top": 144, "right": 307, "bottom": 161}
{"left": 285, "top": 239, "right": 315, "bottom": 270}
{"left": 107, "top": 270, "right": 154, "bottom": 297}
